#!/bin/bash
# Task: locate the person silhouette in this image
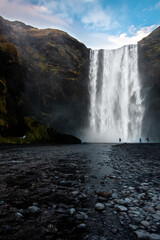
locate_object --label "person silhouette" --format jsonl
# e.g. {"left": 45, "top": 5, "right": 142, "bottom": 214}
{"left": 146, "top": 138, "right": 149, "bottom": 143}
{"left": 139, "top": 138, "right": 142, "bottom": 143}
{"left": 119, "top": 138, "right": 121, "bottom": 143}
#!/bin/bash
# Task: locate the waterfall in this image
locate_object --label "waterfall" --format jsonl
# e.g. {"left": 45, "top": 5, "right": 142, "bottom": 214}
{"left": 88, "top": 44, "right": 143, "bottom": 142}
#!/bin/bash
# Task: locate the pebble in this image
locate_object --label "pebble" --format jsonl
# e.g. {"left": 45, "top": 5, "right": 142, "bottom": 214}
{"left": 155, "top": 204, "right": 160, "bottom": 210}
{"left": 124, "top": 198, "right": 132, "bottom": 204}
{"left": 76, "top": 212, "right": 88, "bottom": 220}
{"left": 95, "top": 203, "right": 105, "bottom": 211}
{"left": 129, "top": 224, "right": 138, "bottom": 231}
{"left": 144, "top": 206, "right": 156, "bottom": 214}
{"left": 111, "top": 228, "right": 118, "bottom": 234}
{"left": 16, "top": 212, "right": 23, "bottom": 217}
{"left": 141, "top": 220, "right": 149, "bottom": 227}
{"left": 28, "top": 206, "right": 40, "bottom": 213}
{"left": 0, "top": 201, "right": 5, "bottom": 205}
{"left": 70, "top": 208, "right": 76, "bottom": 216}
{"left": 149, "top": 234, "right": 160, "bottom": 240}
{"left": 77, "top": 223, "right": 86, "bottom": 229}
{"left": 98, "top": 191, "right": 112, "bottom": 198}
{"left": 135, "top": 229, "right": 150, "bottom": 239}
{"left": 115, "top": 205, "right": 128, "bottom": 212}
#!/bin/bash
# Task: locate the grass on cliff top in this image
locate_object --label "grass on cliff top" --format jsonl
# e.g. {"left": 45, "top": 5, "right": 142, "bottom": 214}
{"left": 0, "top": 117, "right": 52, "bottom": 144}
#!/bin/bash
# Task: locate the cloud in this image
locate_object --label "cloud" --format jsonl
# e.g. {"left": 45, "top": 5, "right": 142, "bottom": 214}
{"left": 128, "top": 25, "right": 137, "bottom": 35}
{"left": 0, "top": 0, "right": 69, "bottom": 29}
{"left": 108, "top": 25, "right": 157, "bottom": 48}
{"left": 0, "top": 0, "right": 120, "bottom": 33}
{"left": 79, "top": 25, "right": 157, "bottom": 49}
{"left": 143, "top": 1, "right": 160, "bottom": 11}
{"left": 82, "top": 7, "right": 111, "bottom": 30}
{"left": 35, "top": 0, "right": 120, "bottom": 32}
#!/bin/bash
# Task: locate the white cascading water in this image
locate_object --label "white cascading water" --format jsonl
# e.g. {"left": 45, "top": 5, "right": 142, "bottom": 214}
{"left": 88, "top": 44, "right": 143, "bottom": 142}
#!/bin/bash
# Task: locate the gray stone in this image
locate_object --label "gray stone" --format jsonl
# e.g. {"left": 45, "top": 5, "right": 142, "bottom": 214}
{"left": 70, "top": 191, "right": 79, "bottom": 197}
{"left": 70, "top": 208, "right": 76, "bottom": 216}
{"left": 149, "top": 234, "right": 160, "bottom": 240}
{"left": 76, "top": 212, "right": 88, "bottom": 220}
{"left": 0, "top": 201, "right": 5, "bottom": 205}
{"left": 33, "top": 202, "right": 38, "bottom": 206}
{"left": 155, "top": 204, "right": 160, "bottom": 210}
{"left": 141, "top": 221, "right": 150, "bottom": 227}
{"left": 95, "top": 203, "right": 105, "bottom": 211}
{"left": 116, "top": 199, "right": 125, "bottom": 205}
{"left": 129, "top": 224, "right": 138, "bottom": 231}
{"left": 144, "top": 206, "right": 156, "bottom": 214}
{"left": 77, "top": 223, "right": 86, "bottom": 229}
{"left": 112, "top": 193, "right": 118, "bottom": 199}
{"left": 16, "top": 212, "right": 23, "bottom": 217}
{"left": 28, "top": 206, "right": 40, "bottom": 213}
{"left": 124, "top": 198, "right": 132, "bottom": 204}
{"left": 111, "top": 228, "right": 118, "bottom": 234}
{"left": 135, "top": 230, "right": 150, "bottom": 239}
{"left": 115, "top": 205, "right": 128, "bottom": 212}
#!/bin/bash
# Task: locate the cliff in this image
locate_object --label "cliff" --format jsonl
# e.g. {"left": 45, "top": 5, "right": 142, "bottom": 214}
{"left": 0, "top": 16, "right": 90, "bottom": 142}
{"left": 138, "top": 26, "right": 160, "bottom": 140}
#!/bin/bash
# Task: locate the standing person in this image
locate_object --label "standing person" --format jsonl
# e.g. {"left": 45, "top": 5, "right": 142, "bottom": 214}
{"left": 119, "top": 138, "right": 121, "bottom": 143}
{"left": 139, "top": 138, "right": 142, "bottom": 143}
{"left": 146, "top": 137, "right": 149, "bottom": 143}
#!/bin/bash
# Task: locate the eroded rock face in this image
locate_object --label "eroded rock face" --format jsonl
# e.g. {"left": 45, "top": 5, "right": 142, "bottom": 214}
{"left": 0, "top": 16, "right": 90, "bottom": 138}
{"left": 138, "top": 26, "right": 160, "bottom": 140}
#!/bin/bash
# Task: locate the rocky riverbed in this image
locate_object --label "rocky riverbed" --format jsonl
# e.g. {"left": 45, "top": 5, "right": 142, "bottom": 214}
{"left": 0, "top": 143, "right": 160, "bottom": 240}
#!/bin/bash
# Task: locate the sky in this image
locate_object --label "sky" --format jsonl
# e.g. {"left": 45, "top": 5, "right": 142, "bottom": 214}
{"left": 0, "top": 0, "right": 159, "bottom": 49}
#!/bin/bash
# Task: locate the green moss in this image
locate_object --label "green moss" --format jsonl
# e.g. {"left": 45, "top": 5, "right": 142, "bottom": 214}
{"left": 0, "top": 118, "right": 7, "bottom": 127}
{"left": 0, "top": 79, "right": 7, "bottom": 95}
{"left": 23, "top": 116, "right": 51, "bottom": 143}
{"left": 0, "top": 42, "right": 17, "bottom": 59}
{"left": 0, "top": 98, "right": 7, "bottom": 115}
{"left": 0, "top": 117, "right": 53, "bottom": 145}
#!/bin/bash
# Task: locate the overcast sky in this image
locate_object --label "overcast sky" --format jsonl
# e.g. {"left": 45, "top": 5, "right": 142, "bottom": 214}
{"left": 0, "top": 0, "right": 159, "bottom": 49}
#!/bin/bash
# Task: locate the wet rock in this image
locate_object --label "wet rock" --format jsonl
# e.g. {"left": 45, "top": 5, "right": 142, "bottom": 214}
{"left": 0, "top": 201, "right": 5, "bottom": 205}
{"left": 116, "top": 199, "right": 125, "bottom": 205}
{"left": 33, "top": 202, "right": 38, "bottom": 206}
{"left": 28, "top": 206, "right": 40, "bottom": 213}
{"left": 16, "top": 212, "right": 23, "bottom": 218}
{"left": 135, "top": 229, "right": 150, "bottom": 239}
{"left": 149, "top": 233, "right": 160, "bottom": 240}
{"left": 141, "top": 221, "right": 150, "bottom": 227}
{"left": 77, "top": 223, "right": 86, "bottom": 229}
{"left": 112, "top": 193, "right": 118, "bottom": 199}
{"left": 79, "top": 193, "right": 87, "bottom": 199}
{"left": 97, "top": 191, "right": 112, "bottom": 198}
{"left": 155, "top": 204, "right": 160, "bottom": 210}
{"left": 129, "top": 224, "right": 138, "bottom": 231}
{"left": 70, "top": 208, "right": 76, "bottom": 216}
{"left": 76, "top": 212, "right": 88, "bottom": 220}
{"left": 97, "top": 196, "right": 107, "bottom": 202}
{"left": 69, "top": 191, "right": 79, "bottom": 197}
{"left": 95, "top": 203, "right": 105, "bottom": 211}
{"left": 111, "top": 228, "right": 118, "bottom": 234}
{"left": 115, "top": 205, "right": 128, "bottom": 212}
{"left": 124, "top": 198, "right": 132, "bottom": 204}
{"left": 144, "top": 206, "right": 156, "bottom": 214}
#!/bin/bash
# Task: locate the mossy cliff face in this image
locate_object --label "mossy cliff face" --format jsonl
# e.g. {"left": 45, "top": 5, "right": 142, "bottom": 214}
{"left": 0, "top": 16, "right": 90, "bottom": 138}
{"left": 0, "top": 117, "right": 81, "bottom": 144}
{"left": 0, "top": 35, "right": 26, "bottom": 137}
{"left": 138, "top": 26, "right": 160, "bottom": 140}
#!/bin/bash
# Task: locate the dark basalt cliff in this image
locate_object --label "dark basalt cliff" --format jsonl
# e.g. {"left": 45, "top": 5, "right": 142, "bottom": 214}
{"left": 0, "top": 16, "right": 90, "bottom": 142}
{"left": 138, "top": 26, "right": 160, "bottom": 140}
